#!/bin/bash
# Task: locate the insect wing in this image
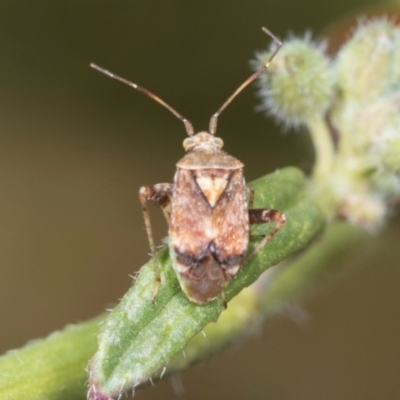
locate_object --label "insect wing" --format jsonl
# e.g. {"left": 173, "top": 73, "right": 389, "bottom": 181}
{"left": 169, "top": 167, "right": 249, "bottom": 303}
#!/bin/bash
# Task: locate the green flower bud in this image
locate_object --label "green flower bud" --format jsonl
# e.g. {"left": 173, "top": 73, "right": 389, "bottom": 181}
{"left": 371, "top": 169, "right": 400, "bottom": 200}
{"left": 339, "top": 191, "right": 386, "bottom": 231}
{"left": 253, "top": 35, "right": 334, "bottom": 127}
{"left": 335, "top": 96, "right": 396, "bottom": 152}
{"left": 378, "top": 131, "right": 400, "bottom": 172}
{"left": 337, "top": 19, "right": 400, "bottom": 101}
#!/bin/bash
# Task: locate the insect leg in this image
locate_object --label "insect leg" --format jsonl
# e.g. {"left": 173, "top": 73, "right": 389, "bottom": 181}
{"left": 246, "top": 208, "right": 286, "bottom": 262}
{"left": 138, "top": 183, "right": 173, "bottom": 300}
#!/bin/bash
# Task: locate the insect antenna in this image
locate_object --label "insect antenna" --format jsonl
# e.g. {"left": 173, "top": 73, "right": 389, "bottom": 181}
{"left": 209, "top": 27, "right": 282, "bottom": 135}
{"left": 90, "top": 63, "right": 195, "bottom": 137}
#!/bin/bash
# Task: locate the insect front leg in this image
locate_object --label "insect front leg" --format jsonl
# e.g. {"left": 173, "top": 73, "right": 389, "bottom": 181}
{"left": 138, "top": 183, "right": 173, "bottom": 300}
{"left": 246, "top": 207, "right": 286, "bottom": 262}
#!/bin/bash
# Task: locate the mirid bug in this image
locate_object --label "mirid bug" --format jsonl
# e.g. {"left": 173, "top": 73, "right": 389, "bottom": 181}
{"left": 91, "top": 27, "right": 286, "bottom": 304}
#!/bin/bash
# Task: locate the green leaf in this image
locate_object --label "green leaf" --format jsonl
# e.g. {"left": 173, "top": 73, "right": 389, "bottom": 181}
{"left": 89, "top": 167, "right": 325, "bottom": 398}
{"left": 0, "top": 316, "right": 102, "bottom": 400}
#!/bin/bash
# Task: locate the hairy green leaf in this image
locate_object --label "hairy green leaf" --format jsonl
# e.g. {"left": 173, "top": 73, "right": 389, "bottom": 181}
{"left": 89, "top": 167, "right": 325, "bottom": 398}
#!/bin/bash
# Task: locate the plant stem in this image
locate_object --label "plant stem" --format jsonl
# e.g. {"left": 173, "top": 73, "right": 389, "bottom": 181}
{"left": 0, "top": 171, "right": 370, "bottom": 400}
{"left": 0, "top": 225, "right": 370, "bottom": 400}
{"left": 0, "top": 316, "right": 103, "bottom": 400}
{"left": 309, "top": 116, "right": 336, "bottom": 181}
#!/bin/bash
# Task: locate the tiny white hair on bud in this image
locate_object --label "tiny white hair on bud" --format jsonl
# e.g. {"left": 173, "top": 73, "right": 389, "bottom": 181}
{"left": 160, "top": 366, "right": 167, "bottom": 379}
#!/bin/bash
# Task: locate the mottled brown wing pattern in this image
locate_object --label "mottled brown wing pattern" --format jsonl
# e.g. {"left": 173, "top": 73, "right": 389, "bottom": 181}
{"left": 211, "top": 168, "right": 249, "bottom": 264}
{"left": 170, "top": 167, "right": 249, "bottom": 265}
{"left": 169, "top": 168, "right": 213, "bottom": 256}
{"left": 169, "top": 166, "right": 249, "bottom": 303}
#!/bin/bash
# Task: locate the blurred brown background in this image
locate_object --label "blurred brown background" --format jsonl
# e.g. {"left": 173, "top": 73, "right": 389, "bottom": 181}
{"left": 0, "top": 1, "right": 399, "bottom": 399}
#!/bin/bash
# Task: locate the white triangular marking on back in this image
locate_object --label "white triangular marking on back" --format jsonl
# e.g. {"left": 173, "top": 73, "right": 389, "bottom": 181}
{"left": 196, "top": 175, "right": 228, "bottom": 207}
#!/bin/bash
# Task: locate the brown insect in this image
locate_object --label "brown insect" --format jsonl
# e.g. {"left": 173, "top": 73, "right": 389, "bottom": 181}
{"left": 91, "top": 27, "right": 286, "bottom": 305}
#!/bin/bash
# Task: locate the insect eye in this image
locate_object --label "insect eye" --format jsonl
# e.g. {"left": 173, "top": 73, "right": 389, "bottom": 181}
{"left": 214, "top": 137, "right": 224, "bottom": 148}
{"left": 183, "top": 137, "right": 195, "bottom": 151}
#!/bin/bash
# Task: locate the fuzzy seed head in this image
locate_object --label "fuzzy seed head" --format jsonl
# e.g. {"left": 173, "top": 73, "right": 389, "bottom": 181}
{"left": 253, "top": 35, "right": 334, "bottom": 127}
{"left": 377, "top": 130, "right": 400, "bottom": 172}
{"left": 337, "top": 19, "right": 400, "bottom": 101}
